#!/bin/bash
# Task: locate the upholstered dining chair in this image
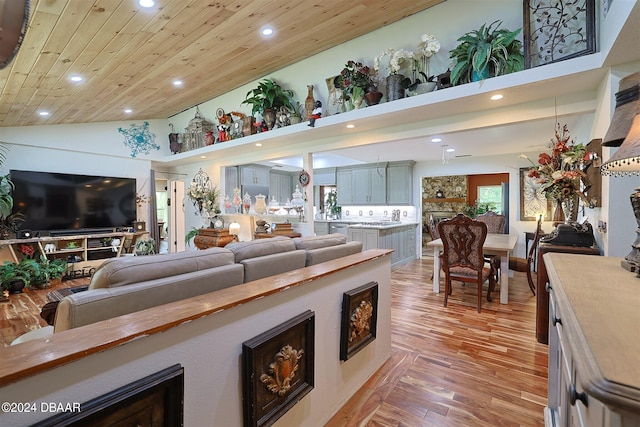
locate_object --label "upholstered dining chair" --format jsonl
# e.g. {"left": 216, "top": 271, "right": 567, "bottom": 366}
{"left": 428, "top": 214, "right": 444, "bottom": 281}
{"left": 475, "top": 211, "right": 507, "bottom": 282}
{"left": 437, "top": 213, "right": 496, "bottom": 313}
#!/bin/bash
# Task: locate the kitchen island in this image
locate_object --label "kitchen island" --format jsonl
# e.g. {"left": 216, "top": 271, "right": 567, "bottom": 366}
{"left": 321, "top": 221, "right": 419, "bottom": 270}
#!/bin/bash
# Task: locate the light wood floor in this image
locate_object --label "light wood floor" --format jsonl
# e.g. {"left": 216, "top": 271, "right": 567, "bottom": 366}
{"left": 1, "top": 258, "right": 548, "bottom": 426}
{"left": 326, "top": 258, "right": 548, "bottom": 427}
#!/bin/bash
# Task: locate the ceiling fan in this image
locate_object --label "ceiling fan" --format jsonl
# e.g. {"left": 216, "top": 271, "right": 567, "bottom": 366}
{"left": 0, "top": 0, "right": 30, "bottom": 69}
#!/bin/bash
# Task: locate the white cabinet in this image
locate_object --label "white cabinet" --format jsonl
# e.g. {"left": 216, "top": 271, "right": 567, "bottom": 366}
{"left": 239, "top": 164, "right": 270, "bottom": 186}
{"left": 544, "top": 254, "right": 640, "bottom": 427}
{"left": 386, "top": 161, "right": 414, "bottom": 205}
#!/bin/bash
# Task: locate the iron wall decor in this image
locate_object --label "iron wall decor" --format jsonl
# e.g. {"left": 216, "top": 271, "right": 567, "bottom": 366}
{"left": 523, "top": 0, "right": 596, "bottom": 69}
{"left": 520, "top": 167, "right": 552, "bottom": 221}
{"left": 32, "top": 364, "right": 184, "bottom": 426}
{"left": 118, "top": 121, "right": 160, "bottom": 158}
{"left": 242, "top": 310, "right": 315, "bottom": 427}
{"left": 340, "top": 281, "right": 379, "bottom": 361}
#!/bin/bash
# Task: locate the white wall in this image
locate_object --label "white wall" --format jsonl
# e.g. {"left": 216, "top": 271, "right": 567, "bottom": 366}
{"left": 0, "top": 255, "right": 392, "bottom": 427}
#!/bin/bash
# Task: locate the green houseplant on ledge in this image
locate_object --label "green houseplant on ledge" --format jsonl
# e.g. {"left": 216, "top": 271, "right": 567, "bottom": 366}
{"left": 449, "top": 20, "right": 524, "bottom": 86}
{"left": 242, "top": 78, "right": 296, "bottom": 131}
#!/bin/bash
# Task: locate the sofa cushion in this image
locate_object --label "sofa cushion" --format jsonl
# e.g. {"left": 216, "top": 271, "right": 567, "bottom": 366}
{"left": 55, "top": 263, "right": 244, "bottom": 332}
{"left": 225, "top": 236, "right": 296, "bottom": 263}
{"left": 304, "top": 241, "right": 363, "bottom": 266}
{"left": 89, "top": 247, "right": 235, "bottom": 289}
{"left": 241, "top": 250, "right": 307, "bottom": 282}
{"left": 293, "top": 233, "right": 347, "bottom": 250}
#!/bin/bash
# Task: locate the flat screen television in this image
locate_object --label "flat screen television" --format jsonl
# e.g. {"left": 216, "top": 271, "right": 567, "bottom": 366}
{"left": 10, "top": 170, "right": 137, "bottom": 235}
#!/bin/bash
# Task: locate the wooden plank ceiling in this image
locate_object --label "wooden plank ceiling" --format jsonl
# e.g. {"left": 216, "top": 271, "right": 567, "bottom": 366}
{"left": 0, "top": 0, "right": 445, "bottom": 127}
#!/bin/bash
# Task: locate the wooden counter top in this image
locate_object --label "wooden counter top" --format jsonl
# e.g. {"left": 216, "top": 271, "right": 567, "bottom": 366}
{"left": 544, "top": 253, "right": 640, "bottom": 411}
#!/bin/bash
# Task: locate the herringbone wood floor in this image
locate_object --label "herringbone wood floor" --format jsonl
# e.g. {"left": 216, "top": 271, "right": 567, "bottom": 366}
{"left": 1, "top": 258, "right": 548, "bottom": 426}
{"left": 326, "top": 258, "right": 548, "bottom": 427}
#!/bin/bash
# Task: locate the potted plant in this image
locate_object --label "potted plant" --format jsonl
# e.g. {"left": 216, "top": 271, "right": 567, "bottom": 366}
{"left": 0, "top": 260, "right": 31, "bottom": 293}
{"left": 242, "top": 78, "right": 296, "bottom": 130}
{"left": 334, "top": 60, "right": 376, "bottom": 109}
{"left": 449, "top": 20, "right": 524, "bottom": 86}
{"left": 403, "top": 34, "right": 441, "bottom": 95}
{"left": 0, "top": 211, "right": 25, "bottom": 240}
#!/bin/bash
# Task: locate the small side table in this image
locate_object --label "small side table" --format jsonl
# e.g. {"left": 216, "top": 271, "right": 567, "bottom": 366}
{"left": 194, "top": 228, "right": 235, "bottom": 249}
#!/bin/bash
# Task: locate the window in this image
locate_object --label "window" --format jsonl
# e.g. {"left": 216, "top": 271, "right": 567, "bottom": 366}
{"left": 477, "top": 185, "right": 502, "bottom": 213}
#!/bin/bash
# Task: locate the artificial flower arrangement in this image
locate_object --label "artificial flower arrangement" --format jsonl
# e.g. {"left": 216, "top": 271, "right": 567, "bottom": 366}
{"left": 522, "top": 123, "right": 595, "bottom": 205}
{"left": 19, "top": 244, "right": 35, "bottom": 259}
{"left": 334, "top": 60, "right": 375, "bottom": 100}
{"left": 405, "top": 34, "right": 441, "bottom": 91}
{"left": 188, "top": 183, "right": 221, "bottom": 216}
{"left": 374, "top": 48, "right": 414, "bottom": 77}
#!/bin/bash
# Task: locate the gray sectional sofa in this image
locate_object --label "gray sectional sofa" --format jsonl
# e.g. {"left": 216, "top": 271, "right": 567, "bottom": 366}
{"left": 13, "top": 234, "right": 362, "bottom": 343}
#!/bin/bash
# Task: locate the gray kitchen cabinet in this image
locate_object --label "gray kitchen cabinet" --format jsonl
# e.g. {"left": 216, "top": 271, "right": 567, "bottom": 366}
{"left": 314, "top": 221, "right": 330, "bottom": 236}
{"left": 348, "top": 224, "right": 417, "bottom": 269}
{"left": 313, "top": 168, "right": 336, "bottom": 186}
{"left": 239, "top": 164, "right": 270, "bottom": 186}
{"left": 336, "top": 169, "right": 353, "bottom": 205}
{"left": 351, "top": 165, "right": 386, "bottom": 205}
{"left": 224, "top": 166, "right": 238, "bottom": 199}
{"left": 386, "top": 161, "right": 415, "bottom": 205}
{"left": 269, "top": 171, "right": 293, "bottom": 204}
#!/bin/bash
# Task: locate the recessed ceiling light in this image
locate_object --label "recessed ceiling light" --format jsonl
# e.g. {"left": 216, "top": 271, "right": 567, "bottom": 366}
{"left": 446, "top": 148, "right": 456, "bottom": 153}
{"left": 255, "top": 143, "right": 263, "bottom": 147}
{"left": 431, "top": 137, "right": 442, "bottom": 143}
{"left": 69, "top": 75, "right": 83, "bottom": 83}
{"left": 173, "top": 80, "right": 183, "bottom": 87}
{"left": 38, "top": 111, "right": 50, "bottom": 117}
{"left": 261, "top": 27, "right": 274, "bottom": 37}
{"left": 124, "top": 108, "right": 133, "bottom": 114}
{"left": 200, "top": 155, "right": 206, "bottom": 159}
{"left": 346, "top": 124, "right": 355, "bottom": 129}
{"left": 138, "top": 0, "right": 155, "bottom": 7}
{"left": 490, "top": 94, "right": 503, "bottom": 100}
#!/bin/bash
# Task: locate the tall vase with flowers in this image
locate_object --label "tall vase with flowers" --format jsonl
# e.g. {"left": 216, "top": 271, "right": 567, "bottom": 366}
{"left": 521, "top": 123, "right": 596, "bottom": 224}
{"left": 404, "top": 34, "right": 441, "bottom": 96}
{"left": 188, "top": 183, "right": 221, "bottom": 226}
{"left": 374, "top": 48, "right": 414, "bottom": 101}
{"left": 333, "top": 60, "right": 375, "bottom": 110}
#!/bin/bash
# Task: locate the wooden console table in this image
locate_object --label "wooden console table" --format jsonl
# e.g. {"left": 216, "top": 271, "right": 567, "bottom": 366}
{"left": 536, "top": 242, "right": 600, "bottom": 344}
{"left": 193, "top": 228, "right": 235, "bottom": 249}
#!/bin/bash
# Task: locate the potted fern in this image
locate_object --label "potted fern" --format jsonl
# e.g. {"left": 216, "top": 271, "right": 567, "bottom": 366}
{"left": 449, "top": 20, "right": 524, "bottom": 86}
{"left": 242, "top": 78, "right": 296, "bottom": 130}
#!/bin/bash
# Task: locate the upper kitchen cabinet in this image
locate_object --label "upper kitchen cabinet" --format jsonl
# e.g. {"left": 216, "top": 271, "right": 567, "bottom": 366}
{"left": 269, "top": 170, "right": 294, "bottom": 204}
{"left": 313, "top": 168, "right": 336, "bottom": 186}
{"left": 239, "top": 164, "right": 271, "bottom": 186}
{"left": 336, "top": 168, "right": 354, "bottom": 205}
{"left": 352, "top": 164, "right": 387, "bottom": 205}
{"left": 386, "top": 161, "right": 415, "bottom": 205}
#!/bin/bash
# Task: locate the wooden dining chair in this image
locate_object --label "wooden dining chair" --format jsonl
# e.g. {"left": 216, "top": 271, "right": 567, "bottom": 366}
{"left": 428, "top": 214, "right": 444, "bottom": 281}
{"left": 437, "top": 213, "right": 496, "bottom": 313}
{"left": 508, "top": 216, "right": 542, "bottom": 295}
{"left": 475, "top": 211, "right": 507, "bottom": 282}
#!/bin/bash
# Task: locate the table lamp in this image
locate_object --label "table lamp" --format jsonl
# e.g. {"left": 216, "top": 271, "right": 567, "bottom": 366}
{"left": 229, "top": 222, "right": 241, "bottom": 242}
{"left": 600, "top": 73, "right": 640, "bottom": 269}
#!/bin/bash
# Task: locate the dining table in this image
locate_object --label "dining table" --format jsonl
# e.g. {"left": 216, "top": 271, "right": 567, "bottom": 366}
{"left": 426, "top": 233, "right": 519, "bottom": 304}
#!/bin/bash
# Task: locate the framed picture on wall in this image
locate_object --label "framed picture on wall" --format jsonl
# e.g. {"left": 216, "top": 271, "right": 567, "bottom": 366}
{"left": 520, "top": 168, "right": 552, "bottom": 221}
{"left": 242, "top": 311, "right": 315, "bottom": 427}
{"left": 340, "top": 282, "right": 378, "bottom": 361}
{"left": 523, "top": 0, "right": 596, "bottom": 68}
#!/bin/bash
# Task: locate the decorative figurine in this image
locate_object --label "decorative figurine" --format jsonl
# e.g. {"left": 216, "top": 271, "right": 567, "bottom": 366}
{"left": 308, "top": 100, "right": 322, "bottom": 127}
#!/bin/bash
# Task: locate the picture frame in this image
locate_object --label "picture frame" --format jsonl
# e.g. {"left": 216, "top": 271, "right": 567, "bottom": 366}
{"left": 520, "top": 167, "right": 552, "bottom": 221}
{"left": 340, "top": 281, "right": 379, "bottom": 361}
{"left": 32, "top": 365, "right": 184, "bottom": 426}
{"left": 242, "top": 310, "right": 315, "bottom": 427}
{"left": 523, "top": 0, "right": 596, "bottom": 69}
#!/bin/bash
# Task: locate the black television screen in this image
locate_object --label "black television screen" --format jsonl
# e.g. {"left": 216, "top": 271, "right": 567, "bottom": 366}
{"left": 10, "top": 170, "right": 137, "bottom": 234}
